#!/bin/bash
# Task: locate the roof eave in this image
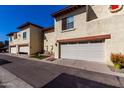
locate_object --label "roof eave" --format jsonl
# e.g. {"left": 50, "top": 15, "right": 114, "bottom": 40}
{"left": 6, "top": 32, "right": 17, "bottom": 36}
{"left": 51, "top": 5, "right": 85, "bottom": 18}
{"left": 17, "top": 22, "right": 44, "bottom": 29}
{"left": 42, "top": 26, "right": 54, "bottom": 32}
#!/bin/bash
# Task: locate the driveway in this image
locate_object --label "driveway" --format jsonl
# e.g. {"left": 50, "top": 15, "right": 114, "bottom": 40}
{"left": 0, "top": 54, "right": 124, "bottom": 88}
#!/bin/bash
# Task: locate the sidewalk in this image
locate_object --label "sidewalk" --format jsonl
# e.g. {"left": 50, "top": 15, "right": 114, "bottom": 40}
{"left": 1, "top": 53, "right": 124, "bottom": 78}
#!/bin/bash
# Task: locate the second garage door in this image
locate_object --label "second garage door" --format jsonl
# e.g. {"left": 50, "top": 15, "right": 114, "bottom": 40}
{"left": 19, "top": 46, "right": 29, "bottom": 54}
{"left": 60, "top": 41, "right": 105, "bottom": 63}
{"left": 10, "top": 47, "right": 16, "bottom": 54}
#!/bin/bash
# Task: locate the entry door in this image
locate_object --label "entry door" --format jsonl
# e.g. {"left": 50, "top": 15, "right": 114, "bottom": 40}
{"left": 60, "top": 42, "right": 105, "bottom": 63}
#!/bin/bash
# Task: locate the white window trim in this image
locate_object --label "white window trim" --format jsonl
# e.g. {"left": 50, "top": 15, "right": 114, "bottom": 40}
{"left": 61, "top": 16, "right": 74, "bottom": 32}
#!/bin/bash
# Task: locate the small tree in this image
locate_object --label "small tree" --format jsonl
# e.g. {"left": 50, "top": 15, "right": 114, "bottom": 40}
{"left": 0, "top": 41, "right": 4, "bottom": 48}
{"left": 4, "top": 40, "right": 9, "bottom": 47}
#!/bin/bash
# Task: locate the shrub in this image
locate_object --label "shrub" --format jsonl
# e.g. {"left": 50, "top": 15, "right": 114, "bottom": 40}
{"left": 114, "top": 64, "right": 121, "bottom": 70}
{"left": 111, "top": 53, "right": 124, "bottom": 67}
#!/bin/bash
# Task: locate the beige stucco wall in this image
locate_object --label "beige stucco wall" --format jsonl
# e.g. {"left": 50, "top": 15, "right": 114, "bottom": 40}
{"left": 55, "top": 7, "right": 87, "bottom": 40}
{"left": 87, "top": 14, "right": 124, "bottom": 65}
{"left": 30, "top": 25, "right": 43, "bottom": 55}
{"left": 54, "top": 5, "right": 124, "bottom": 65}
{"left": 87, "top": 5, "right": 124, "bottom": 65}
{"left": 44, "top": 31, "right": 55, "bottom": 54}
{"left": 91, "top": 5, "right": 124, "bottom": 20}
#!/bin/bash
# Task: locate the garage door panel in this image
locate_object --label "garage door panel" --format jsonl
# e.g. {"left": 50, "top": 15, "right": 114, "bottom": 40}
{"left": 10, "top": 47, "right": 16, "bottom": 54}
{"left": 60, "top": 43, "right": 105, "bottom": 63}
{"left": 19, "top": 46, "right": 29, "bottom": 53}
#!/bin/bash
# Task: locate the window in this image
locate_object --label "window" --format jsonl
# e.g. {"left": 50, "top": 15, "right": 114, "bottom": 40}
{"left": 62, "top": 16, "right": 74, "bottom": 30}
{"left": 23, "top": 32, "right": 27, "bottom": 39}
{"left": 10, "top": 36, "right": 12, "bottom": 42}
{"left": 14, "top": 33, "right": 17, "bottom": 39}
{"left": 67, "top": 16, "right": 74, "bottom": 29}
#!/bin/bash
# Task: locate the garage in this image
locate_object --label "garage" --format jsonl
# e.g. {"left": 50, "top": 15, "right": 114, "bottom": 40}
{"left": 10, "top": 46, "right": 16, "bottom": 54}
{"left": 60, "top": 41, "right": 105, "bottom": 63}
{"left": 19, "top": 46, "right": 29, "bottom": 54}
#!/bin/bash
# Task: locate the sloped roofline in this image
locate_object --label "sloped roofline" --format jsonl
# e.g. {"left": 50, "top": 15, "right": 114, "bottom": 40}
{"left": 7, "top": 32, "right": 17, "bottom": 36}
{"left": 17, "top": 22, "right": 44, "bottom": 29}
{"left": 42, "top": 26, "right": 54, "bottom": 32}
{"left": 51, "top": 5, "right": 85, "bottom": 17}
{"left": 7, "top": 22, "right": 44, "bottom": 36}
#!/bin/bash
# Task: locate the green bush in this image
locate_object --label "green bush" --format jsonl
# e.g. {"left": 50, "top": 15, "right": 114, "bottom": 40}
{"left": 111, "top": 53, "right": 124, "bottom": 69}
{"left": 114, "top": 63, "right": 121, "bottom": 70}
{"left": 31, "top": 54, "right": 48, "bottom": 60}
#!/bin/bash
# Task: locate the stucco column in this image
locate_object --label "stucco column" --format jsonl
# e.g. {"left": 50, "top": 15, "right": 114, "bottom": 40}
{"left": 55, "top": 42, "right": 59, "bottom": 58}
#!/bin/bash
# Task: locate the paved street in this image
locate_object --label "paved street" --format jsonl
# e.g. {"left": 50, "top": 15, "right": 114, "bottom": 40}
{"left": 0, "top": 54, "right": 124, "bottom": 88}
{"left": 0, "top": 66, "right": 32, "bottom": 88}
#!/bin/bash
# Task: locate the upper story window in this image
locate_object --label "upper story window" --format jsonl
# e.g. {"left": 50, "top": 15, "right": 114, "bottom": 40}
{"left": 23, "top": 32, "right": 27, "bottom": 40}
{"left": 13, "top": 33, "right": 17, "bottom": 39}
{"left": 67, "top": 16, "right": 74, "bottom": 29}
{"left": 10, "top": 36, "right": 12, "bottom": 42}
{"left": 62, "top": 16, "right": 74, "bottom": 31}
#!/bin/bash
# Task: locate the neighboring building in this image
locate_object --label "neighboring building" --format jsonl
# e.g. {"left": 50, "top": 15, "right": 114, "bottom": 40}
{"left": 51, "top": 5, "right": 124, "bottom": 65}
{"left": 7, "top": 22, "right": 44, "bottom": 55}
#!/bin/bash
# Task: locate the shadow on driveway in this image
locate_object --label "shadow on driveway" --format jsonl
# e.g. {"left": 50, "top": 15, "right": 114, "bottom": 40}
{"left": 0, "top": 59, "right": 12, "bottom": 65}
{"left": 43, "top": 73, "right": 117, "bottom": 88}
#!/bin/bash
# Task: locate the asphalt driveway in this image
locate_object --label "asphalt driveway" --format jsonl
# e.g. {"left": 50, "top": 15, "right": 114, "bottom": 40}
{"left": 0, "top": 54, "right": 124, "bottom": 88}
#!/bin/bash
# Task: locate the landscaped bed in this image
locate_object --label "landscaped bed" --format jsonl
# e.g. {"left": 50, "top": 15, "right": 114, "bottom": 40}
{"left": 31, "top": 54, "right": 49, "bottom": 60}
{"left": 110, "top": 53, "right": 124, "bottom": 73}
{"left": 30, "top": 53, "right": 56, "bottom": 61}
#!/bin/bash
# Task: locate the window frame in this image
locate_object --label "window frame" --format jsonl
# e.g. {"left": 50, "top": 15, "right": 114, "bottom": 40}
{"left": 66, "top": 16, "right": 74, "bottom": 29}
{"left": 10, "top": 36, "right": 12, "bottom": 42}
{"left": 62, "top": 16, "right": 74, "bottom": 31}
{"left": 23, "top": 32, "right": 27, "bottom": 40}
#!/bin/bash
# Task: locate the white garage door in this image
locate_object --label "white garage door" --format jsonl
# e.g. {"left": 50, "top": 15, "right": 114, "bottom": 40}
{"left": 60, "top": 42, "right": 105, "bottom": 63}
{"left": 19, "top": 46, "right": 29, "bottom": 54}
{"left": 10, "top": 47, "right": 16, "bottom": 54}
